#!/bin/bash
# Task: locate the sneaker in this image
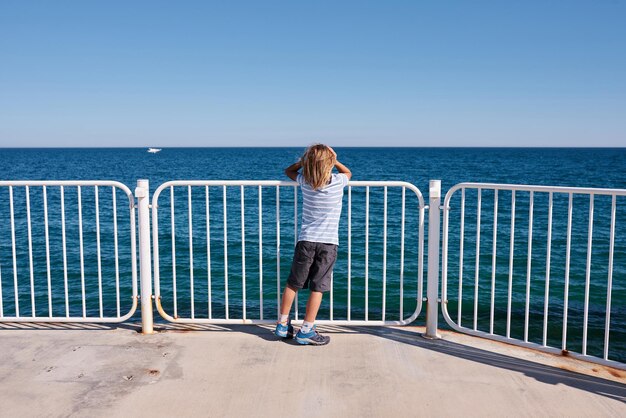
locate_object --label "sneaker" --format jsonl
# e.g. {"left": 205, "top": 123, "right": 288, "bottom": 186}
{"left": 295, "top": 326, "right": 330, "bottom": 345}
{"left": 274, "top": 320, "right": 294, "bottom": 339}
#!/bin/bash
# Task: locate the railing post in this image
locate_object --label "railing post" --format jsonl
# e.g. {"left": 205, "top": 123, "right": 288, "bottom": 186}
{"left": 425, "top": 180, "right": 441, "bottom": 339}
{"left": 136, "top": 179, "right": 154, "bottom": 334}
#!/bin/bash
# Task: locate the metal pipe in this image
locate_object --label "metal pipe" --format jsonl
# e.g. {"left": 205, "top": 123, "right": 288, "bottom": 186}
{"left": 425, "top": 180, "right": 441, "bottom": 338}
{"left": 136, "top": 180, "right": 154, "bottom": 334}
{"left": 490, "top": 190, "right": 498, "bottom": 334}
{"left": 524, "top": 191, "right": 534, "bottom": 342}
{"left": 189, "top": 186, "right": 195, "bottom": 319}
{"left": 562, "top": 193, "right": 573, "bottom": 351}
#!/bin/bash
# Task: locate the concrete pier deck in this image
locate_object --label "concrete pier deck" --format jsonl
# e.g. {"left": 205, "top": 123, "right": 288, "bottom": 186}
{"left": 1, "top": 323, "right": 625, "bottom": 417}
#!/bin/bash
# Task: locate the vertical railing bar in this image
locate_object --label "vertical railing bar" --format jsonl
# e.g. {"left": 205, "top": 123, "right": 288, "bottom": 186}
{"left": 95, "top": 185, "right": 103, "bottom": 318}
{"left": 294, "top": 186, "right": 298, "bottom": 320}
{"left": 0, "top": 264, "right": 3, "bottom": 317}
{"left": 490, "top": 189, "right": 498, "bottom": 334}
{"left": 276, "top": 186, "right": 280, "bottom": 316}
{"left": 417, "top": 187, "right": 425, "bottom": 319}
{"left": 506, "top": 190, "right": 516, "bottom": 338}
{"left": 258, "top": 185, "right": 263, "bottom": 320}
{"left": 223, "top": 185, "right": 229, "bottom": 319}
{"left": 188, "top": 186, "right": 195, "bottom": 319}
{"left": 524, "top": 191, "right": 534, "bottom": 342}
{"left": 61, "top": 186, "right": 69, "bottom": 317}
{"left": 241, "top": 186, "right": 246, "bottom": 320}
{"left": 348, "top": 186, "right": 352, "bottom": 321}
{"left": 78, "top": 186, "right": 86, "bottom": 317}
{"left": 43, "top": 186, "right": 53, "bottom": 317}
{"left": 473, "top": 188, "right": 481, "bottom": 331}
{"left": 365, "top": 186, "right": 369, "bottom": 321}
{"left": 382, "top": 186, "right": 387, "bottom": 322}
{"left": 330, "top": 271, "right": 334, "bottom": 321}
{"left": 400, "top": 187, "right": 405, "bottom": 320}
{"left": 112, "top": 187, "right": 120, "bottom": 317}
{"left": 543, "top": 192, "right": 553, "bottom": 346}
{"left": 26, "top": 186, "right": 35, "bottom": 316}
{"left": 170, "top": 186, "right": 177, "bottom": 318}
{"left": 206, "top": 186, "right": 212, "bottom": 319}
{"left": 562, "top": 193, "right": 573, "bottom": 351}
{"left": 582, "top": 194, "right": 594, "bottom": 355}
{"left": 458, "top": 188, "right": 465, "bottom": 326}
{"left": 9, "top": 186, "right": 19, "bottom": 317}
{"left": 604, "top": 195, "right": 616, "bottom": 360}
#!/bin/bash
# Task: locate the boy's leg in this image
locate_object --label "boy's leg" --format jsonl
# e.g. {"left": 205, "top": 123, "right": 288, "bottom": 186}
{"left": 303, "top": 291, "right": 323, "bottom": 323}
{"left": 280, "top": 284, "right": 298, "bottom": 317}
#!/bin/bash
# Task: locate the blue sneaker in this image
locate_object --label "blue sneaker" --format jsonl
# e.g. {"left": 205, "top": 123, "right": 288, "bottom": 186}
{"left": 274, "top": 320, "right": 294, "bottom": 339}
{"left": 295, "top": 325, "right": 330, "bottom": 345}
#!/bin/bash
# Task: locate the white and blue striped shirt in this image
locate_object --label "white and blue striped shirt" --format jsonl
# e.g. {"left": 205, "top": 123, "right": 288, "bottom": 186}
{"left": 297, "top": 173, "right": 349, "bottom": 245}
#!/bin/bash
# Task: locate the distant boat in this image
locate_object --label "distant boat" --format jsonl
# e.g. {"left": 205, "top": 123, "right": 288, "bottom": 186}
{"left": 147, "top": 148, "right": 162, "bottom": 154}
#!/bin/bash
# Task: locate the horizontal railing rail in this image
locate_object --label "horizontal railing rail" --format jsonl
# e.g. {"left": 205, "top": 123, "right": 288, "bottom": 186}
{"left": 442, "top": 182, "right": 626, "bottom": 369}
{"left": 151, "top": 180, "right": 425, "bottom": 325}
{"left": 0, "top": 180, "right": 138, "bottom": 323}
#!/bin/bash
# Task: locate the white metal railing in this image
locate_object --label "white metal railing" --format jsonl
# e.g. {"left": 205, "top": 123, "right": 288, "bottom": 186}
{"left": 151, "top": 180, "right": 425, "bottom": 325}
{"left": 0, "top": 181, "right": 138, "bottom": 323}
{"left": 442, "top": 182, "right": 626, "bottom": 369}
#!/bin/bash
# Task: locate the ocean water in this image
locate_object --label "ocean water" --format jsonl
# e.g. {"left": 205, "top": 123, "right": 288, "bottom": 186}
{"left": 0, "top": 147, "right": 625, "bottom": 361}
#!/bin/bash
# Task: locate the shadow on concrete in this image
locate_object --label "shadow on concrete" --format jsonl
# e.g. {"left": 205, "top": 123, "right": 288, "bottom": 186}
{"left": 157, "top": 323, "right": 626, "bottom": 404}
{"left": 0, "top": 321, "right": 141, "bottom": 332}
{"left": 355, "top": 326, "right": 626, "bottom": 404}
{"left": 3, "top": 321, "right": 624, "bottom": 403}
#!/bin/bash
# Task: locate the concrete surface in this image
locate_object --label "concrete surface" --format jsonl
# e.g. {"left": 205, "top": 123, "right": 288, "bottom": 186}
{"left": 0, "top": 323, "right": 625, "bottom": 417}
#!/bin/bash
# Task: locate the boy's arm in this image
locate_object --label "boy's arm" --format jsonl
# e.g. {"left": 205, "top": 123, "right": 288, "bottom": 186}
{"left": 327, "top": 146, "right": 352, "bottom": 180}
{"left": 335, "top": 161, "right": 352, "bottom": 180}
{"left": 284, "top": 161, "right": 302, "bottom": 181}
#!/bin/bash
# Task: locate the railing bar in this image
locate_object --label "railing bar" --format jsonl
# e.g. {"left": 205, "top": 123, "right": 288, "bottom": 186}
{"left": 78, "top": 186, "right": 85, "bottom": 317}
{"left": 562, "top": 193, "right": 573, "bottom": 351}
{"left": 365, "top": 186, "right": 369, "bottom": 321}
{"left": 348, "top": 186, "right": 352, "bottom": 321}
{"left": 474, "top": 188, "right": 481, "bottom": 331}
{"left": 294, "top": 186, "right": 298, "bottom": 320}
{"left": 458, "top": 188, "right": 465, "bottom": 326}
{"left": 604, "top": 195, "right": 616, "bottom": 360}
{"left": 543, "top": 192, "right": 553, "bottom": 346}
{"left": 382, "top": 186, "right": 387, "bottom": 322}
{"left": 223, "top": 185, "right": 229, "bottom": 319}
{"left": 330, "top": 271, "right": 334, "bottom": 321}
{"left": 400, "top": 187, "right": 405, "bottom": 320}
{"left": 276, "top": 186, "right": 280, "bottom": 317}
{"left": 61, "top": 187, "right": 69, "bottom": 317}
{"left": 506, "top": 190, "right": 516, "bottom": 338}
{"left": 44, "top": 186, "right": 53, "bottom": 317}
{"left": 95, "top": 185, "right": 103, "bottom": 318}
{"left": 524, "top": 191, "right": 534, "bottom": 342}
{"left": 241, "top": 186, "right": 246, "bottom": 320}
{"left": 490, "top": 189, "right": 498, "bottom": 334}
{"left": 206, "top": 186, "right": 212, "bottom": 319}
{"left": 582, "top": 194, "right": 594, "bottom": 355}
{"left": 188, "top": 186, "right": 195, "bottom": 319}
{"left": 170, "top": 186, "right": 177, "bottom": 318}
{"left": 417, "top": 187, "right": 425, "bottom": 319}
{"left": 0, "top": 264, "right": 3, "bottom": 317}
{"left": 26, "top": 186, "right": 35, "bottom": 316}
{"left": 112, "top": 187, "right": 120, "bottom": 317}
{"left": 258, "top": 185, "right": 263, "bottom": 320}
{"left": 9, "top": 186, "right": 19, "bottom": 317}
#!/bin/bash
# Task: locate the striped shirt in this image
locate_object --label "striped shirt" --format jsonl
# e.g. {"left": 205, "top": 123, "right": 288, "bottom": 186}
{"left": 297, "top": 173, "right": 349, "bottom": 245}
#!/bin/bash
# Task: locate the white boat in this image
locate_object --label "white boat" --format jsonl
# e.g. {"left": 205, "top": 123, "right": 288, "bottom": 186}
{"left": 147, "top": 148, "right": 162, "bottom": 154}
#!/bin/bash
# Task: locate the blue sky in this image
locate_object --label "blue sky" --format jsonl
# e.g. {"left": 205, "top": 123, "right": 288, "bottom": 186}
{"left": 1, "top": 1, "right": 625, "bottom": 147}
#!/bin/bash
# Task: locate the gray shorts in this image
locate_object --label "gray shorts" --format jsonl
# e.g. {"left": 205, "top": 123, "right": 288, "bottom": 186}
{"left": 287, "top": 241, "right": 338, "bottom": 293}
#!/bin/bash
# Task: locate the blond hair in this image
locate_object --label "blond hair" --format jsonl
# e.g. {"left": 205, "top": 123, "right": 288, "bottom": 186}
{"left": 300, "top": 144, "right": 336, "bottom": 191}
